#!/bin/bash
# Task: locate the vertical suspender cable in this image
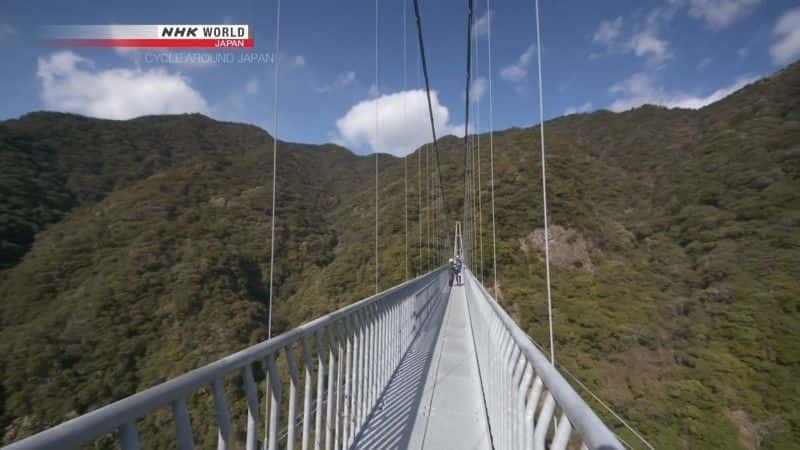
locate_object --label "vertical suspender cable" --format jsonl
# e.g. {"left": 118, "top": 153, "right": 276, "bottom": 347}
{"left": 487, "top": 0, "right": 498, "bottom": 294}
{"left": 429, "top": 144, "right": 433, "bottom": 268}
{"left": 417, "top": 27, "right": 422, "bottom": 277}
{"left": 418, "top": 157, "right": 422, "bottom": 274}
{"left": 267, "top": 0, "right": 282, "bottom": 339}
{"left": 534, "top": 0, "right": 555, "bottom": 363}
{"left": 426, "top": 143, "right": 431, "bottom": 270}
{"left": 418, "top": 145, "right": 422, "bottom": 275}
{"left": 403, "top": 0, "right": 409, "bottom": 280}
{"left": 428, "top": 146, "right": 433, "bottom": 269}
{"left": 475, "top": 15, "right": 484, "bottom": 283}
{"left": 471, "top": 35, "right": 478, "bottom": 270}
{"left": 374, "top": 0, "right": 380, "bottom": 294}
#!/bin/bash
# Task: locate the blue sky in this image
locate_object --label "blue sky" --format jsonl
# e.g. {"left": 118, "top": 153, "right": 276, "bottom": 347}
{"left": 1, "top": 0, "right": 799, "bottom": 155}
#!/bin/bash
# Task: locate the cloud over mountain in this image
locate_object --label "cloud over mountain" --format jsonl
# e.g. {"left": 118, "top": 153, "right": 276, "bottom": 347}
{"left": 37, "top": 51, "right": 207, "bottom": 120}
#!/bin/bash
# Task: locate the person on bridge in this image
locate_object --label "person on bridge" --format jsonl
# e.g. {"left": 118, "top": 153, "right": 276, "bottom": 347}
{"left": 453, "top": 256, "right": 463, "bottom": 286}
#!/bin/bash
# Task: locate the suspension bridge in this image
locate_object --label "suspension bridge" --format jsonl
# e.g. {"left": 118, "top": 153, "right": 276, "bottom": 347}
{"left": 3, "top": 1, "right": 652, "bottom": 449}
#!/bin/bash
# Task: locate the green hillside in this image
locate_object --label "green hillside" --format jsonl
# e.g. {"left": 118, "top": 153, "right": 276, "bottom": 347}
{"left": 1, "top": 62, "right": 799, "bottom": 448}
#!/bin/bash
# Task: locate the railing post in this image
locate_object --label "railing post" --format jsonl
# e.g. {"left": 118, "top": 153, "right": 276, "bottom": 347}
{"left": 211, "top": 378, "right": 231, "bottom": 450}
{"left": 285, "top": 346, "right": 300, "bottom": 450}
{"left": 172, "top": 398, "right": 194, "bottom": 450}
{"left": 508, "top": 351, "right": 524, "bottom": 450}
{"left": 348, "top": 313, "right": 361, "bottom": 441}
{"left": 241, "top": 364, "right": 259, "bottom": 450}
{"left": 533, "top": 392, "right": 555, "bottom": 450}
{"left": 325, "top": 327, "right": 336, "bottom": 450}
{"left": 516, "top": 364, "right": 534, "bottom": 450}
{"left": 266, "top": 353, "right": 282, "bottom": 450}
{"left": 355, "top": 309, "right": 367, "bottom": 430}
{"left": 119, "top": 422, "right": 140, "bottom": 450}
{"left": 334, "top": 322, "right": 346, "bottom": 450}
{"left": 301, "top": 337, "right": 314, "bottom": 450}
{"left": 342, "top": 318, "right": 354, "bottom": 448}
{"left": 313, "top": 332, "right": 326, "bottom": 450}
{"left": 552, "top": 412, "right": 573, "bottom": 450}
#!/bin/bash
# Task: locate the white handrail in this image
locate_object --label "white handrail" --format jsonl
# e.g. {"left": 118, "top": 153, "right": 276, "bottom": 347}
{"left": 464, "top": 268, "right": 623, "bottom": 450}
{"left": 3, "top": 268, "right": 450, "bottom": 450}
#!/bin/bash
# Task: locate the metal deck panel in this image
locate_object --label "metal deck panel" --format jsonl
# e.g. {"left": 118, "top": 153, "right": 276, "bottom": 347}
{"left": 407, "top": 285, "right": 492, "bottom": 450}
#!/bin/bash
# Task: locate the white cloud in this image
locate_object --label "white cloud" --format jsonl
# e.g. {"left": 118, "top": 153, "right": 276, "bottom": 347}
{"left": 593, "top": 17, "right": 623, "bottom": 47}
{"left": 473, "top": 10, "right": 494, "bottom": 38}
{"left": 245, "top": 78, "right": 259, "bottom": 95}
{"left": 770, "top": 7, "right": 800, "bottom": 66}
{"left": 590, "top": 13, "right": 671, "bottom": 66}
{"left": 469, "top": 76, "right": 487, "bottom": 103}
{"left": 626, "top": 10, "right": 672, "bottom": 66}
{"left": 688, "top": 0, "right": 761, "bottom": 29}
{"left": 335, "top": 90, "right": 463, "bottom": 156}
{"left": 697, "top": 57, "right": 712, "bottom": 71}
{"left": 315, "top": 71, "right": 357, "bottom": 93}
{"left": 37, "top": 51, "right": 207, "bottom": 120}
{"left": 608, "top": 72, "right": 757, "bottom": 112}
{"left": 292, "top": 55, "right": 306, "bottom": 68}
{"left": 564, "top": 102, "right": 593, "bottom": 116}
{"left": 501, "top": 44, "right": 536, "bottom": 83}
{"left": 628, "top": 29, "right": 671, "bottom": 65}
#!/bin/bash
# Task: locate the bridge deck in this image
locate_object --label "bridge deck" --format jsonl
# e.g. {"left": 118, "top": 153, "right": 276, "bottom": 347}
{"left": 353, "top": 284, "right": 492, "bottom": 450}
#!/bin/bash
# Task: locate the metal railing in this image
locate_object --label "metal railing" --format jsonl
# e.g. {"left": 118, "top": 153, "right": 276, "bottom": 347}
{"left": 463, "top": 269, "right": 624, "bottom": 450}
{"left": 4, "top": 268, "right": 450, "bottom": 450}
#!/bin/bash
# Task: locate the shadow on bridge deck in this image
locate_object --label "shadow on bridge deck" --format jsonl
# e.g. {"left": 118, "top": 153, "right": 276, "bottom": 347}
{"left": 352, "top": 285, "right": 492, "bottom": 450}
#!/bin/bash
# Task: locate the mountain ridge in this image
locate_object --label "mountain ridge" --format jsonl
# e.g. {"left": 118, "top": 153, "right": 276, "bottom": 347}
{"left": 1, "top": 62, "right": 799, "bottom": 448}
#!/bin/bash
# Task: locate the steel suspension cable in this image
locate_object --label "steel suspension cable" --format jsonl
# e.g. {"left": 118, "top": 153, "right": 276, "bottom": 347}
{"left": 418, "top": 146, "right": 422, "bottom": 274}
{"left": 470, "top": 30, "right": 478, "bottom": 269}
{"left": 464, "top": 0, "right": 474, "bottom": 266}
{"left": 429, "top": 147, "right": 434, "bottom": 268}
{"left": 412, "top": 0, "right": 450, "bottom": 252}
{"left": 426, "top": 143, "right": 431, "bottom": 270}
{"left": 534, "top": 0, "right": 555, "bottom": 363}
{"left": 471, "top": 98, "right": 477, "bottom": 267}
{"left": 374, "top": 0, "right": 380, "bottom": 294}
{"left": 472, "top": 28, "right": 480, "bottom": 279}
{"left": 403, "top": 0, "right": 409, "bottom": 280}
{"left": 267, "top": 0, "right": 282, "bottom": 339}
{"left": 416, "top": 39, "right": 422, "bottom": 275}
{"left": 475, "top": 15, "right": 484, "bottom": 283}
{"left": 486, "top": 0, "right": 498, "bottom": 295}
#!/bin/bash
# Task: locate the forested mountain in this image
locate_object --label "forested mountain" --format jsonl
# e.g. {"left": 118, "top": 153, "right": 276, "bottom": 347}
{"left": 1, "top": 62, "right": 798, "bottom": 449}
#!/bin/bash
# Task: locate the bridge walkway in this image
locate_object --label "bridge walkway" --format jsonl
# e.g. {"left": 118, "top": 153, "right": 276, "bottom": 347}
{"left": 352, "top": 284, "right": 492, "bottom": 450}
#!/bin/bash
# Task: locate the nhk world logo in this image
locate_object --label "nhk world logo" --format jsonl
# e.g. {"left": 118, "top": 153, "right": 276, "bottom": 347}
{"left": 45, "top": 25, "right": 254, "bottom": 48}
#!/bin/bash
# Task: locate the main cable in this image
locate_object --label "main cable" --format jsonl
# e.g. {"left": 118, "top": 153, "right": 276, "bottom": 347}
{"left": 267, "top": 0, "right": 282, "bottom": 339}
{"left": 534, "top": 0, "right": 555, "bottom": 363}
{"left": 464, "top": 0, "right": 474, "bottom": 267}
{"left": 412, "top": 0, "right": 449, "bottom": 250}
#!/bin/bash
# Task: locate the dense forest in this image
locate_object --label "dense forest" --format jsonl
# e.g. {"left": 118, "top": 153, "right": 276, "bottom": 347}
{"left": 1, "top": 62, "right": 798, "bottom": 448}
